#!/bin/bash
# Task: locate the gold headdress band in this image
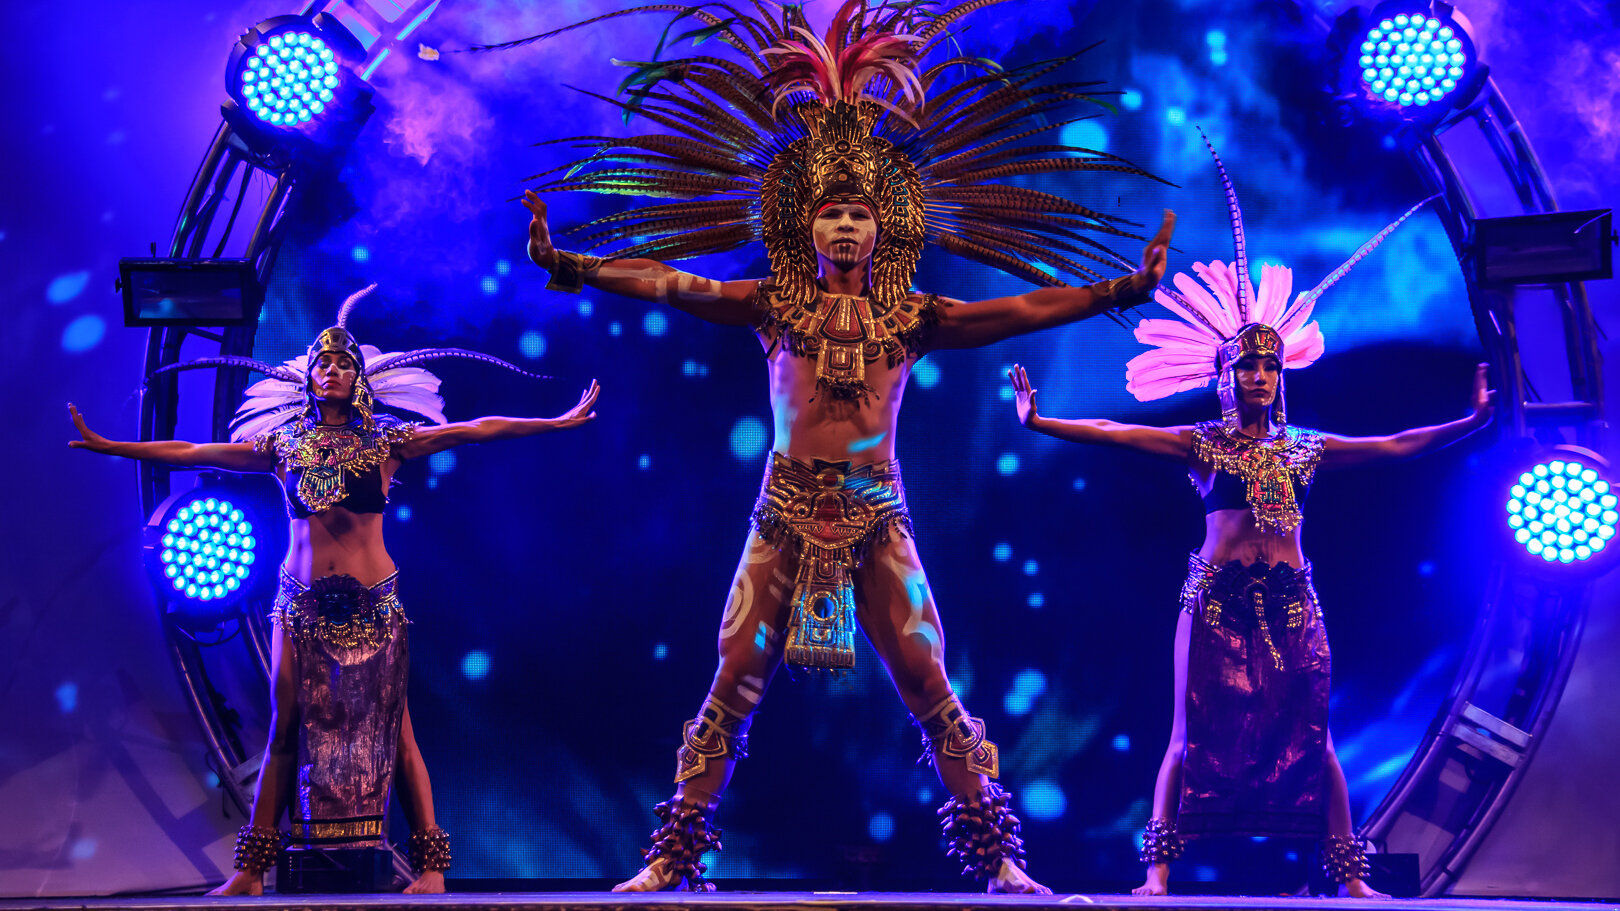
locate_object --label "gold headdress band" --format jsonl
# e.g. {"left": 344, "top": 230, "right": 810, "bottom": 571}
{"left": 1216, "top": 323, "right": 1287, "bottom": 427}
{"left": 495, "top": 1, "right": 1168, "bottom": 306}
{"left": 305, "top": 285, "right": 380, "bottom": 431}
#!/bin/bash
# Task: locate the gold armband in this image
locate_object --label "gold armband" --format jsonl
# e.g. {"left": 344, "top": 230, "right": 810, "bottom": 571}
{"left": 1094, "top": 274, "right": 1151, "bottom": 310}
{"left": 546, "top": 250, "right": 604, "bottom": 294}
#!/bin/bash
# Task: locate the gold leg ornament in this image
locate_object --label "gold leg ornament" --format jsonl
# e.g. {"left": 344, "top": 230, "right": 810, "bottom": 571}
{"left": 1139, "top": 818, "right": 1186, "bottom": 864}
{"left": 640, "top": 797, "right": 723, "bottom": 892}
{"left": 938, "top": 784, "right": 1029, "bottom": 882}
{"left": 232, "top": 825, "right": 284, "bottom": 874}
{"left": 913, "top": 694, "right": 1000, "bottom": 778}
{"left": 1321, "top": 834, "right": 1371, "bottom": 884}
{"left": 674, "top": 697, "right": 751, "bottom": 784}
{"left": 408, "top": 826, "right": 452, "bottom": 874}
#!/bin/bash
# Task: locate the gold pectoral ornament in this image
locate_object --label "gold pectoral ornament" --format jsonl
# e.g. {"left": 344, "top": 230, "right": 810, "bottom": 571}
{"left": 1191, "top": 422, "right": 1324, "bottom": 535}
{"left": 762, "top": 287, "right": 944, "bottom": 402}
{"left": 751, "top": 453, "right": 911, "bottom": 671}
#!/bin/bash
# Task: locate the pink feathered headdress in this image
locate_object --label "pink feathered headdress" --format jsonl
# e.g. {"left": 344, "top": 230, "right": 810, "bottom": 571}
{"left": 1125, "top": 130, "right": 1437, "bottom": 427}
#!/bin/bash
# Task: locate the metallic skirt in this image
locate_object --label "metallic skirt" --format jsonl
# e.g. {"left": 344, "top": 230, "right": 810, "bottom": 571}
{"left": 272, "top": 569, "right": 409, "bottom": 849}
{"left": 1178, "top": 554, "right": 1330, "bottom": 838}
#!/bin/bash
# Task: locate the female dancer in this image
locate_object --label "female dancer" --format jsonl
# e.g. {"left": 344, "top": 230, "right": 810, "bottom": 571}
{"left": 1008, "top": 144, "right": 1492, "bottom": 897}
{"left": 69, "top": 285, "right": 598, "bottom": 895}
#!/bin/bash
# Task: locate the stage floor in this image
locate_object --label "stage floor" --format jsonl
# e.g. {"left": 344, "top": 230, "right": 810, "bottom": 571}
{"left": 3, "top": 893, "right": 1613, "bottom": 911}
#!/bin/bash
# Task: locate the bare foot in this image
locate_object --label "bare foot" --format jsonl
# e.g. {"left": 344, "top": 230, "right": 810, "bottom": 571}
{"left": 613, "top": 858, "right": 712, "bottom": 892}
{"left": 1132, "top": 863, "right": 1170, "bottom": 896}
{"left": 403, "top": 871, "right": 446, "bottom": 894}
{"left": 1344, "top": 878, "right": 1390, "bottom": 899}
{"left": 988, "top": 858, "right": 1052, "bottom": 895}
{"left": 206, "top": 871, "right": 263, "bottom": 896}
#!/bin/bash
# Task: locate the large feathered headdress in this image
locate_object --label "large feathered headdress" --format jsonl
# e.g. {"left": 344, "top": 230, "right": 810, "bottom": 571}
{"left": 148, "top": 284, "right": 546, "bottom": 441}
{"left": 485, "top": 0, "right": 1167, "bottom": 308}
{"left": 1125, "top": 131, "right": 1437, "bottom": 428}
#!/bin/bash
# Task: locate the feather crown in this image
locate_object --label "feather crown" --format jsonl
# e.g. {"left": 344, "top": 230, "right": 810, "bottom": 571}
{"left": 1125, "top": 131, "right": 1438, "bottom": 416}
{"left": 494, "top": 0, "right": 1169, "bottom": 307}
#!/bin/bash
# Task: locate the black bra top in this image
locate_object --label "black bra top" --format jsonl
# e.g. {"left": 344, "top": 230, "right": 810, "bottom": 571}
{"left": 284, "top": 460, "right": 389, "bottom": 519}
{"left": 1201, "top": 469, "right": 1312, "bottom": 514}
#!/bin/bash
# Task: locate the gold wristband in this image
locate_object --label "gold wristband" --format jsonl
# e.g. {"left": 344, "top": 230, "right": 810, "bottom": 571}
{"left": 546, "top": 250, "right": 604, "bottom": 294}
{"left": 1096, "top": 274, "right": 1150, "bottom": 309}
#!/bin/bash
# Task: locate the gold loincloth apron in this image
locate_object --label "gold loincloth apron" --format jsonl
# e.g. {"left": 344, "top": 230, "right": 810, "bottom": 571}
{"left": 749, "top": 453, "right": 911, "bottom": 671}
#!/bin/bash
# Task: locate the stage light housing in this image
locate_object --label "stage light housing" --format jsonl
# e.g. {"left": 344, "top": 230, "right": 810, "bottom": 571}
{"left": 222, "top": 14, "right": 373, "bottom": 158}
{"left": 1332, "top": 1, "right": 1487, "bottom": 137}
{"left": 238, "top": 30, "right": 340, "bottom": 128}
{"left": 1356, "top": 12, "right": 1471, "bottom": 111}
{"left": 144, "top": 477, "right": 277, "bottom": 617}
{"left": 1505, "top": 449, "right": 1619, "bottom": 571}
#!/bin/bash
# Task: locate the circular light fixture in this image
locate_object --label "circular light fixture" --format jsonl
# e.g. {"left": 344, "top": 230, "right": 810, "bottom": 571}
{"left": 144, "top": 480, "right": 275, "bottom": 613}
{"left": 238, "top": 30, "right": 340, "bottom": 128}
{"left": 221, "top": 13, "right": 373, "bottom": 157}
{"left": 1506, "top": 456, "right": 1618, "bottom": 566}
{"left": 1357, "top": 12, "right": 1470, "bottom": 110}
{"left": 158, "top": 496, "right": 258, "bottom": 601}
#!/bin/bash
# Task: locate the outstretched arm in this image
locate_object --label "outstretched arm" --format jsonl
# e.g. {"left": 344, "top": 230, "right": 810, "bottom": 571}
{"left": 522, "top": 192, "right": 759, "bottom": 325}
{"left": 1321, "top": 363, "right": 1495, "bottom": 469}
{"left": 1009, "top": 364, "right": 1192, "bottom": 459}
{"left": 392, "top": 380, "right": 599, "bottom": 461}
{"left": 68, "top": 404, "right": 276, "bottom": 472}
{"left": 930, "top": 211, "right": 1176, "bottom": 351}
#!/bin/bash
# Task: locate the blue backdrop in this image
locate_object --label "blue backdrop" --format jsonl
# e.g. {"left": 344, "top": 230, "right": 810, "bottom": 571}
{"left": 4, "top": 0, "right": 1616, "bottom": 894}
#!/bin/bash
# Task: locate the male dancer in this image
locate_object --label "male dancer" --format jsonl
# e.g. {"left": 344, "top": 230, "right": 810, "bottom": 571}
{"left": 515, "top": 1, "right": 1174, "bottom": 892}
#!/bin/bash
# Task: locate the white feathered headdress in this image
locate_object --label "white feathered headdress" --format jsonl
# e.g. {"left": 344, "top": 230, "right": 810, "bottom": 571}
{"left": 148, "top": 284, "right": 546, "bottom": 440}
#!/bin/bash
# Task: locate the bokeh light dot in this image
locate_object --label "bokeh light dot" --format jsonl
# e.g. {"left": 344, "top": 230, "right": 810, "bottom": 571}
{"left": 868, "top": 813, "right": 895, "bottom": 842}
{"left": 62, "top": 314, "right": 106, "bottom": 352}
{"left": 519, "top": 330, "right": 546, "bottom": 359}
{"left": 47, "top": 271, "right": 91, "bottom": 304}
{"left": 1023, "top": 781, "right": 1066, "bottom": 820}
{"left": 461, "top": 650, "right": 492, "bottom": 680}
{"left": 729, "top": 416, "right": 769, "bottom": 462}
{"left": 912, "top": 357, "right": 940, "bottom": 388}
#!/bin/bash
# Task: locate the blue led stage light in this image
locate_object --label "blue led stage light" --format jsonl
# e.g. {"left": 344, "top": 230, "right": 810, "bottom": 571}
{"left": 221, "top": 14, "right": 373, "bottom": 157}
{"left": 1507, "top": 457, "right": 1618, "bottom": 566}
{"left": 239, "top": 31, "right": 340, "bottom": 128}
{"left": 160, "top": 497, "right": 258, "bottom": 602}
{"left": 1357, "top": 13, "right": 1470, "bottom": 110}
{"left": 145, "top": 482, "right": 273, "bottom": 611}
{"left": 1331, "top": 1, "right": 1485, "bottom": 136}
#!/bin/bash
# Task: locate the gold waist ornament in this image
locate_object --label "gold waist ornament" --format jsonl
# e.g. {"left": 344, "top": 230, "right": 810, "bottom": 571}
{"left": 751, "top": 453, "right": 911, "bottom": 671}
